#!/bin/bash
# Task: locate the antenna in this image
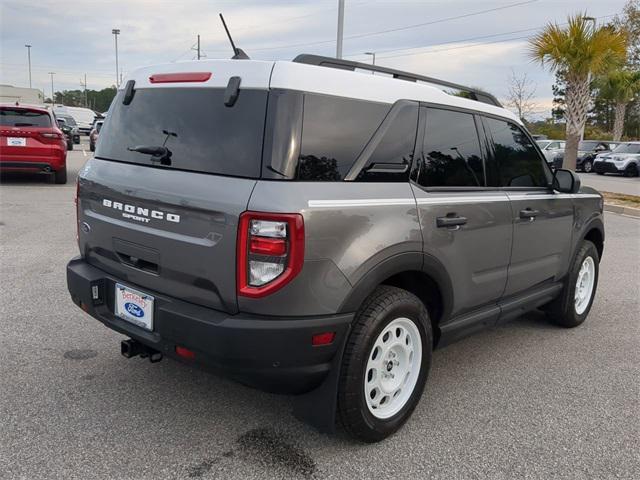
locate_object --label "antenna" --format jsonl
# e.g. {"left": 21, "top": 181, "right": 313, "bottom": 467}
{"left": 219, "top": 13, "right": 249, "bottom": 59}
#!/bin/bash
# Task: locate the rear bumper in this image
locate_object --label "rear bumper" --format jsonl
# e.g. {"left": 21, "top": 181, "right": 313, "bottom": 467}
{"left": 594, "top": 161, "right": 623, "bottom": 174}
{"left": 66, "top": 257, "right": 352, "bottom": 394}
{"left": 0, "top": 160, "right": 63, "bottom": 172}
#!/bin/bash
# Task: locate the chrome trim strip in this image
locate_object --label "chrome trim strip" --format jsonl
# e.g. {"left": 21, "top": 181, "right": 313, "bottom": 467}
{"left": 307, "top": 193, "right": 600, "bottom": 208}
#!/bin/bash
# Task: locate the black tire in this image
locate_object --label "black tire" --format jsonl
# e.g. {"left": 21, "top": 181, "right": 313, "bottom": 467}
{"left": 545, "top": 240, "right": 599, "bottom": 328}
{"left": 582, "top": 160, "right": 592, "bottom": 173}
{"left": 73, "top": 136, "right": 80, "bottom": 144}
{"left": 338, "top": 285, "right": 432, "bottom": 443}
{"left": 53, "top": 166, "right": 67, "bottom": 184}
{"left": 624, "top": 163, "right": 639, "bottom": 177}
{"left": 90, "top": 143, "right": 95, "bottom": 152}
{"left": 67, "top": 141, "right": 74, "bottom": 151}
{"left": 596, "top": 171, "right": 605, "bottom": 175}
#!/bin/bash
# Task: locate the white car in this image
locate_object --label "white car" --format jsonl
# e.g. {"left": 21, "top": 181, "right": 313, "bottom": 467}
{"left": 536, "top": 140, "right": 565, "bottom": 164}
{"left": 52, "top": 106, "right": 98, "bottom": 136}
{"left": 593, "top": 142, "right": 640, "bottom": 177}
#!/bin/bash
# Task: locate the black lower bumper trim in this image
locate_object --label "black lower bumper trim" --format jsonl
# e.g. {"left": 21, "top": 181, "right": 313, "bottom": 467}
{"left": 66, "top": 256, "right": 353, "bottom": 394}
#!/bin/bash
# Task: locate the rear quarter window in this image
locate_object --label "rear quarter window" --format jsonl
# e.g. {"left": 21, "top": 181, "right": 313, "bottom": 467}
{"left": 95, "top": 87, "right": 268, "bottom": 178}
{"left": 297, "top": 94, "right": 389, "bottom": 181}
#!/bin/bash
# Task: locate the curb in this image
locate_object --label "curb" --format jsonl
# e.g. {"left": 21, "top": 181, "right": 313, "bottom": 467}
{"left": 604, "top": 203, "right": 640, "bottom": 218}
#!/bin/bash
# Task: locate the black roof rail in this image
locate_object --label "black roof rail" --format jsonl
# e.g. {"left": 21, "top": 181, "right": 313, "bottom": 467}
{"left": 292, "top": 54, "right": 502, "bottom": 108}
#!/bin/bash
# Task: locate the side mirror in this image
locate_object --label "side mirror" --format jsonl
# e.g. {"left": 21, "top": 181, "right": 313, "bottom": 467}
{"left": 553, "top": 168, "right": 581, "bottom": 193}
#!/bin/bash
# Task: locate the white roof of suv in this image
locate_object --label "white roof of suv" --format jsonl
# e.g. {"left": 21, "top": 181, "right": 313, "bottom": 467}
{"left": 123, "top": 58, "right": 520, "bottom": 124}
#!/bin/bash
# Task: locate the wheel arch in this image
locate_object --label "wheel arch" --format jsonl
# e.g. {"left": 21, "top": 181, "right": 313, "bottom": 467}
{"left": 338, "top": 252, "right": 454, "bottom": 346}
{"left": 581, "top": 218, "right": 605, "bottom": 261}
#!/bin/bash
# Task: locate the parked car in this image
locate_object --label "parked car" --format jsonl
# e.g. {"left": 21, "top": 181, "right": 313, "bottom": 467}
{"left": 56, "top": 117, "right": 74, "bottom": 150}
{"left": 593, "top": 141, "right": 640, "bottom": 176}
{"left": 553, "top": 140, "right": 615, "bottom": 172}
{"left": 53, "top": 113, "right": 80, "bottom": 144}
{"left": 66, "top": 56, "right": 604, "bottom": 442}
{"left": 536, "top": 139, "right": 565, "bottom": 165}
{"left": 0, "top": 103, "right": 67, "bottom": 183}
{"left": 53, "top": 105, "right": 98, "bottom": 135}
{"left": 89, "top": 120, "right": 103, "bottom": 152}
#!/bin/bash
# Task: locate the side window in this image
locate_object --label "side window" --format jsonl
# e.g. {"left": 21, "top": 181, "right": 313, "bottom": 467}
{"left": 484, "top": 117, "right": 550, "bottom": 188}
{"left": 417, "top": 108, "right": 484, "bottom": 188}
{"left": 297, "top": 94, "right": 388, "bottom": 181}
{"left": 356, "top": 103, "right": 418, "bottom": 182}
{"left": 548, "top": 142, "right": 559, "bottom": 150}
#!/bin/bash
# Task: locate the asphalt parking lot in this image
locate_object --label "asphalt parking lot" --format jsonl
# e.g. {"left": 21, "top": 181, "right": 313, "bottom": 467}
{"left": 578, "top": 172, "right": 640, "bottom": 196}
{"left": 1, "top": 141, "right": 639, "bottom": 479}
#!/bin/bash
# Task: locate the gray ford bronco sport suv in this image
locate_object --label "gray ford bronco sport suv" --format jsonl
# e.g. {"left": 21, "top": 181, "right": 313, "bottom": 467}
{"left": 67, "top": 55, "right": 604, "bottom": 442}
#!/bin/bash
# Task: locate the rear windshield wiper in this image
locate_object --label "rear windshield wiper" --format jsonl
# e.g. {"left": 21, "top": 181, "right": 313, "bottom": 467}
{"left": 127, "top": 145, "right": 172, "bottom": 166}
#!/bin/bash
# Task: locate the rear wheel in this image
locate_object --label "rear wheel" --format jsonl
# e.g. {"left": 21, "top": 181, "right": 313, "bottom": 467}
{"left": 89, "top": 143, "right": 95, "bottom": 152}
{"left": 338, "top": 286, "right": 432, "bottom": 443}
{"left": 545, "top": 240, "right": 599, "bottom": 328}
{"left": 53, "top": 166, "right": 67, "bottom": 184}
{"left": 582, "top": 160, "right": 593, "bottom": 173}
{"left": 67, "top": 140, "right": 74, "bottom": 151}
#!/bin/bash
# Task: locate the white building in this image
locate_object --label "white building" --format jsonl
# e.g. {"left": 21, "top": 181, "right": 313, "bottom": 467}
{"left": 0, "top": 84, "right": 45, "bottom": 105}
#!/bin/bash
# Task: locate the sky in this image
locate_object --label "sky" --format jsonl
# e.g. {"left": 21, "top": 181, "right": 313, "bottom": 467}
{"left": 0, "top": 0, "right": 629, "bottom": 118}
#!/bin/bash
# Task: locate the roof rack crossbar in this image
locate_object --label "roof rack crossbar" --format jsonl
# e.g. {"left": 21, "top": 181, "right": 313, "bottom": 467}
{"left": 292, "top": 54, "right": 502, "bottom": 108}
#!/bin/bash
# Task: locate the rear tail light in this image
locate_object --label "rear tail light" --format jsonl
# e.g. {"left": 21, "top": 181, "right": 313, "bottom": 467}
{"left": 75, "top": 178, "right": 80, "bottom": 246}
{"left": 40, "top": 132, "right": 63, "bottom": 139}
{"left": 237, "top": 211, "right": 304, "bottom": 298}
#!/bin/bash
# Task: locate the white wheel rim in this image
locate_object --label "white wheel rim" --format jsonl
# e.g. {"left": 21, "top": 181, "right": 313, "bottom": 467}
{"left": 574, "top": 256, "right": 595, "bottom": 315}
{"left": 364, "top": 317, "right": 422, "bottom": 419}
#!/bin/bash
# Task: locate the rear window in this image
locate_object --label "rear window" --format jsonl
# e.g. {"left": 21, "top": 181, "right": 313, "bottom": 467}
{"left": 96, "top": 87, "right": 268, "bottom": 177}
{"left": 0, "top": 108, "right": 51, "bottom": 127}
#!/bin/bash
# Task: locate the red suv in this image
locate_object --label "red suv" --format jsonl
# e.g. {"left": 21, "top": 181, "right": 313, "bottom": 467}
{"left": 0, "top": 104, "right": 67, "bottom": 184}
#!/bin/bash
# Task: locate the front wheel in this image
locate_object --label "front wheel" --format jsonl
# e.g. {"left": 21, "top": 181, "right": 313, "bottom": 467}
{"left": 545, "top": 240, "right": 599, "bottom": 328}
{"left": 338, "top": 286, "right": 432, "bottom": 442}
{"left": 624, "top": 164, "right": 639, "bottom": 177}
{"left": 583, "top": 160, "right": 593, "bottom": 173}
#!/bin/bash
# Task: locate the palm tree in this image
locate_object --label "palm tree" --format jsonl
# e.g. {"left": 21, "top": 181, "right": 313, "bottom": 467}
{"left": 529, "top": 14, "right": 627, "bottom": 170}
{"left": 597, "top": 69, "right": 640, "bottom": 141}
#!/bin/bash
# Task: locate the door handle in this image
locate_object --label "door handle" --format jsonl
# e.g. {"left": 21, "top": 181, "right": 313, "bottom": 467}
{"left": 519, "top": 208, "right": 540, "bottom": 220}
{"left": 436, "top": 215, "right": 467, "bottom": 228}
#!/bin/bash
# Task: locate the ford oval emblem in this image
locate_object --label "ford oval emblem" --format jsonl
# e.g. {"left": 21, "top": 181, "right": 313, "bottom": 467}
{"left": 125, "top": 302, "right": 144, "bottom": 318}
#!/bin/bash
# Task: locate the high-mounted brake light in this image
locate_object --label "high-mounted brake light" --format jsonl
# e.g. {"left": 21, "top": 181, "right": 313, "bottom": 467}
{"left": 237, "top": 212, "right": 304, "bottom": 298}
{"left": 149, "top": 72, "right": 212, "bottom": 83}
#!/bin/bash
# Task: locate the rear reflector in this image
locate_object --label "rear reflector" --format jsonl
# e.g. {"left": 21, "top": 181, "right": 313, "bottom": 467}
{"left": 312, "top": 332, "right": 336, "bottom": 346}
{"left": 149, "top": 72, "right": 212, "bottom": 83}
{"left": 175, "top": 346, "right": 195, "bottom": 360}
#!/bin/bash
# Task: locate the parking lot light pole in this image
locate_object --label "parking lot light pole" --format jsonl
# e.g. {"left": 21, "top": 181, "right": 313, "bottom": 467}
{"left": 112, "top": 28, "right": 120, "bottom": 87}
{"left": 48, "top": 72, "right": 55, "bottom": 106}
{"left": 336, "top": 0, "right": 345, "bottom": 59}
{"left": 25, "top": 44, "right": 32, "bottom": 88}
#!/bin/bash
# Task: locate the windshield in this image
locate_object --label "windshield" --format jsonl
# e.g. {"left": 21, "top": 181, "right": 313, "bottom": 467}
{"left": 0, "top": 108, "right": 51, "bottom": 127}
{"left": 96, "top": 87, "right": 268, "bottom": 178}
{"left": 612, "top": 143, "right": 640, "bottom": 154}
{"left": 536, "top": 140, "right": 552, "bottom": 148}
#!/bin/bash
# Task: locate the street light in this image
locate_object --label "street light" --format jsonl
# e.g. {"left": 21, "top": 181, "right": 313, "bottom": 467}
{"left": 25, "top": 45, "right": 32, "bottom": 88}
{"left": 112, "top": 28, "right": 120, "bottom": 87}
{"left": 365, "top": 51, "right": 376, "bottom": 66}
{"left": 48, "top": 72, "right": 55, "bottom": 106}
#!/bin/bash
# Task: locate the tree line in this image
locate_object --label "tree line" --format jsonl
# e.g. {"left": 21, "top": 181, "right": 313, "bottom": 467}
{"left": 45, "top": 86, "right": 117, "bottom": 113}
